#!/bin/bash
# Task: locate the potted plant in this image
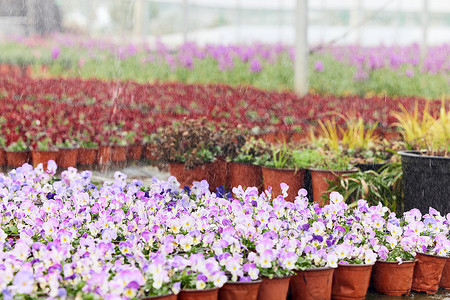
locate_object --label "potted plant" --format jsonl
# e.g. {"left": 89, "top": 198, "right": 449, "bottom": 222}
{"left": 290, "top": 191, "right": 337, "bottom": 300}
{"left": 395, "top": 99, "right": 450, "bottom": 214}
{"left": 307, "top": 149, "right": 356, "bottom": 206}
{"left": 371, "top": 214, "right": 417, "bottom": 295}
{"left": 126, "top": 130, "right": 143, "bottom": 161}
{"left": 260, "top": 144, "right": 306, "bottom": 203}
{"left": 250, "top": 238, "right": 296, "bottom": 300}
{"left": 109, "top": 127, "right": 128, "bottom": 164}
{"left": 5, "top": 138, "right": 30, "bottom": 168}
{"left": 77, "top": 131, "right": 99, "bottom": 166}
{"left": 56, "top": 135, "right": 79, "bottom": 168}
{"left": 329, "top": 198, "right": 379, "bottom": 300}
{"left": 157, "top": 118, "right": 220, "bottom": 188}
{"left": 229, "top": 137, "right": 269, "bottom": 192}
{"left": 403, "top": 208, "right": 450, "bottom": 294}
{"left": 175, "top": 253, "right": 227, "bottom": 300}
{"left": 30, "top": 135, "right": 59, "bottom": 169}
{"left": 326, "top": 162, "right": 404, "bottom": 214}
{"left": 218, "top": 255, "right": 262, "bottom": 300}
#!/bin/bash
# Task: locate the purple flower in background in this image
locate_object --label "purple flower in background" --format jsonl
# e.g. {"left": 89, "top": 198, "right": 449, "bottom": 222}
{"left": 249, "top": 58, "right": 262, "bottom": 73}
{"left": 51, "top": 46, "right": 60, "bottom": 60}
{"left": 354, "top": 68, "right": 369, "bottom": 81}
{"left": 405, "top": 69, "right": 414, "bottom": 77}
{"left": 314, "top": 60, "right": 324, "bottom": 72}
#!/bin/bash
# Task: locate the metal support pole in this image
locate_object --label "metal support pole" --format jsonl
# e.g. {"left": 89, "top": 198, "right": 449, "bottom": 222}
{"left": 294, "top": 0, "right": 308, "bottom": 97}
{"left": 182, "top": 0, "right": 188, "bottom": 43}
{"left": 133, "top": 0, "right": 143, "bottom": 36}
{"left": 420, "top": 0, "right": 428, "bottom": 60}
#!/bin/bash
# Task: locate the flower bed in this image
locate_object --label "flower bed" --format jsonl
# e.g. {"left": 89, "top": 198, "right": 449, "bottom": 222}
{"left": 0, "top": 36, "right": 449, "bottom": 98}
{"left": 0, "top": 162, "right": 448, "bottom": 298}
{"left": 0, "top": 71, "right": 444, "bottom": 159}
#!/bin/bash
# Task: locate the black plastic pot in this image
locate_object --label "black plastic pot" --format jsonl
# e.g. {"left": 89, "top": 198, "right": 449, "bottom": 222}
{"left": 399, "top": 151, "right": 450, "bottom": 214}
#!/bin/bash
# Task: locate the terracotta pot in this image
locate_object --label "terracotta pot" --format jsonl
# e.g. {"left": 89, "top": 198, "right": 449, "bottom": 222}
{"left": 371, "top": 260, "right": 416, "bottom": 295}
{"left": 290, "top": 132, "right": 306, "bottom": 144}
{"left": 219, "top": 280, "right": 261, "bottom": 300}
{"left": 229, "top": 162, "right": 262, "bottom": 192}
{"left": 98, "top": 145, "right": 112, "bottom": 165}
{"left": 57, "top": 148, "right": 78, "bottom": 168}
{"left": 31, "top": 150, "right": 59, "bottom": 169}
{"left": 111, "top": 145, "right": 127, "bottom": 163}
{"left": 331, "top": 263, "right": 373, "bottom": 300}
{"left": 169, "top": 162, "right": 210, "bottom": 188}
{"left": 6, "top": 150, "right": 31, "bottom": 168}
{"left": 0, "top": 147, "right": 6, "bottom": 166}
{"left": 261, "top": 167, "right": 305, "bottom": 202}
{"left": 440, "top": 257, "right": 450, "bottom": 289}
{"left": 310, "top": 169, "right": 356, "bottom": 206}
{"left": 140, "top": 293, "right": 177, "bottom": 300}
{"left": 179, "top": 288, "right": 218, "bottom": 300}
{"left": 208, "top": 158, "right": 230, "bottom": 192}
{"left": 78, "top": 148, "right": 98, "bottom": 165}
{"left": 257, "top": 276, "right": 291, "bottom": 300}
{"left": 412, "top": 252, "right": 447, "bottom": 293}
{"left": 127, "top": 144, "right": 143, "bottom": 161}
{"left": 290, "top": 267, "right": 334, "bottom": 300}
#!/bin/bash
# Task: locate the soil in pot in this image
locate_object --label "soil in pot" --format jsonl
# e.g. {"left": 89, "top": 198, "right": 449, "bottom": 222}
{"left": 178, "top": 288, "right": 218, "bottom": 300}
{"left": 331, "top": 263, "right": 373, "bottom": 300}
{"left": 290, "top": 267, "right": 334, "bottom": 300}
{"left": 310, "top": 169, "right": 356, "bottom": 206}
{"left": 78, "top": 148, "right": 98, "bottom": 165}
{"left": 31, "top": 150, "right": 59, "bottom": 169}
{"left": 57, "top": 148, "right": 78, "bottom": 168}
{"left": 229, "top": 162, "right": 263, "bottom": 192}
{"left": 261, "top": 167, "right": 305, "bottom": 202}
{"left": 412, "top": 252, "right": 447, "bottom": 294}
{"left": 219, "top": 280, "right": 261, "bottom": 300}
{"left": 371, "top": 260, "right": 416, "bottom": 295}
{"left": 6, "top": 151, "right": 30, "bottom": 168}
{"left": 257, "top": 276, "right": 291, "bottom": 300}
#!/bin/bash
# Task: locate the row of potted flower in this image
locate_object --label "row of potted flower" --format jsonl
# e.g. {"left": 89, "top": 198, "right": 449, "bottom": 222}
{"left": 1, "top": 161, "right": 450, "bottom": 299}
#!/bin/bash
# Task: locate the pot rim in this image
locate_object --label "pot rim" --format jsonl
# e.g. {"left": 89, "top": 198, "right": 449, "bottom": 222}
{"left": 337, "top": 263, "right": 375, "bottom": 267}
{"left": 309, "top": 168, "right": 358, "bottom": 173}
{"left": 398, "top": 150, "right": 450, "bottom": 160}
{"left": 261, "top": 274, "right": 292, "bottom": 279}
{"left": 261, "top": 166, "right": 306, "bottom": 172}
{"left": 180, "top": 287, "right": 219, "bottom": 292}
{"left": 4, "top": 150, "right": 30, "bottom": 153}
{"left": 416, "top": 252, "right": 448, "bottom": 259}
{"left": 225, "top": 279, "right": 263, "bottom": 284}
{"left": 296, "top": 266, "right": 334, "bottom": 272}
{"left": 375, "top": 259, "right": 417, "bottom": 264}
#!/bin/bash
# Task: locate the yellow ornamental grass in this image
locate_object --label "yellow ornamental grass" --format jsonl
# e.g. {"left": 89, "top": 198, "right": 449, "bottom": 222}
{"left": 428, "top": 98, "right": 450, "bottom": 154}
{"left": 310, "top": 113, "right": 380, "bottom": 152}
{"left": 341, "top": 118, "right": 380, "bottom": 150}
{"left": 391, "top": 101, "right": 434, "bottom": 147}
